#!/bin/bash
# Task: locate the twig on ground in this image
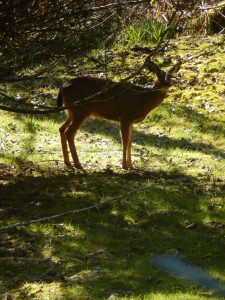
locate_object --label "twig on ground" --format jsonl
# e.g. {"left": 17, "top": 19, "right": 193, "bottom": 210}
{"left": 82, "top": 249, "right": 108, "bottom": 259}
{"left": 0, "top": 184, "right": 160, "bottom": 232}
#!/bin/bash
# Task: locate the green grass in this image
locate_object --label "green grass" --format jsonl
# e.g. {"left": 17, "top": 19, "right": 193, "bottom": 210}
{"left": 123, "top": 18, "right": 169, "bottom": 46}
{"left": 0, "top": 35, "right": 225, "bottom": 299}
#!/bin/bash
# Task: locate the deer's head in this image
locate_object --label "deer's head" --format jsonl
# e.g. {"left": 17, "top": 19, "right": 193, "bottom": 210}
{"left": 144, "top": 57, "right": 181, "bottom": 89}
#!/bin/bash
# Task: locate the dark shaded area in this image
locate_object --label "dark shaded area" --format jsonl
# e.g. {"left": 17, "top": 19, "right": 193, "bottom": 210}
{"left": 1, "top": 0, "right": 217, "bottom": 83}
{"left": 0, "top": 163, "right": 224, "bottom": 298}
{"left": 0, "top": 0, "right": 147, "bottom": 79}
{"left": 209, "top": 2, "right": 225, "bottom": 33}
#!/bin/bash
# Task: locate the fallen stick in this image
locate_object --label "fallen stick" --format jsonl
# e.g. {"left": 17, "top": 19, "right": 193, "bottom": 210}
{"left": 0, "top": 184, "right": 159, "bottom": 232}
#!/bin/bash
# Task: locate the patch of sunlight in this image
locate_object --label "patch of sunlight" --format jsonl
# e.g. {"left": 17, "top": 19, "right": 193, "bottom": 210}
{"left": 20, "top": 282, "right": 62, "bottom": 300}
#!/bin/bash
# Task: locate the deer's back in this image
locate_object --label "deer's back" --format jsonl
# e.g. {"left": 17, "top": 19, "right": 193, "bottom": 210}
{"left": 61, "top": 77, "right": 162, "bottom": 122}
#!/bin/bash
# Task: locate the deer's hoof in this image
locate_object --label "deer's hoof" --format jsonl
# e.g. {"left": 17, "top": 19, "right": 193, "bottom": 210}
{"left": 65, "top": 161, "right": 73, "bottom": 169}
{"left": 122, "top": 163, "right": 127, "bottom": 169}
{"left": 75, "top": 163, "right": 83, "bottom": 170}
{"left": 122, "top": 163, "right": 133, "bottom": 170}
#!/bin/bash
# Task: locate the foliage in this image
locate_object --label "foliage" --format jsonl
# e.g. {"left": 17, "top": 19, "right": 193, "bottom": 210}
{"left": 0, "top": 0, "right": 128, "bottom": 77}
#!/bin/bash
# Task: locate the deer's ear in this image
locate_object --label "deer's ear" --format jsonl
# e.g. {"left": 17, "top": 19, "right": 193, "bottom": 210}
{"left": 169, "top": 61, "right": 182, "bottom": 74}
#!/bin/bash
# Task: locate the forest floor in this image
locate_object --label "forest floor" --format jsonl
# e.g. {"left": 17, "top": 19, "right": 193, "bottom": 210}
{"left": 0, "top": 35, "right": 225, "bottom": 299}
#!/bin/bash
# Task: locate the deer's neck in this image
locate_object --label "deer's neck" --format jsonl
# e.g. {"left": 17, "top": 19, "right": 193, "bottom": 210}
{"left": 153, "top": 77, "right": 170, "bottom": 95}
{"left": 142, "top": 82, "right": 169, "bottom": 109}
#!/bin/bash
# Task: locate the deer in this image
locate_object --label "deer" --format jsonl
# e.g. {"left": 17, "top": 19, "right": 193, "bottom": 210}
{"left": 57, "top": 57, "right": 181, "bottom": 169}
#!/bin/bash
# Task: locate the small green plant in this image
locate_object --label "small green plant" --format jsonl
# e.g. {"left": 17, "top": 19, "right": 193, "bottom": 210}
{"left": 123, "top": 18, "right": 169, "bottom": 45}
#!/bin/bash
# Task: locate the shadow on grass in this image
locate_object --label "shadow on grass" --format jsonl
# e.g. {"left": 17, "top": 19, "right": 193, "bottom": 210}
{"left": 81, "top": 116, "right": 224, "bottom": 160}
{"left": 79, "top": 100, "right": 224, "bottom": 156}
{"left": 0, "top": 165, "right": 224, "bottom": 299}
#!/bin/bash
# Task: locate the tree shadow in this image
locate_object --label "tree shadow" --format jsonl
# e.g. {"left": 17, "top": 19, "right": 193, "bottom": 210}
{"left": 0, "top": 166, "right": 224, "bottom": 299}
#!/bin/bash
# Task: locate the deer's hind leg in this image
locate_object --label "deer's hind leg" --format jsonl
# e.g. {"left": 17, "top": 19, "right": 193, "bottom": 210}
{"left": 59, "top": 118, "right": 72, "bottom": 167}
{"left": 65, "top": 114, "right": 86, "bottom": 169}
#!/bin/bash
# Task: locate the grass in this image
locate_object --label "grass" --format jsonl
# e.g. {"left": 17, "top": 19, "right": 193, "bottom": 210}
{"left": 0, "top": 35, "right": 225, "bottom": 299}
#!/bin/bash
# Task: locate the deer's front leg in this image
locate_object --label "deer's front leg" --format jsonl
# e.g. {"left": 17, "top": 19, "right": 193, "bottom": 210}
{"left": 120, "top": 121, "right": 132, "bottom": 169}
{"left": 126, "top": 124, "right": 133, "bottom": 168}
